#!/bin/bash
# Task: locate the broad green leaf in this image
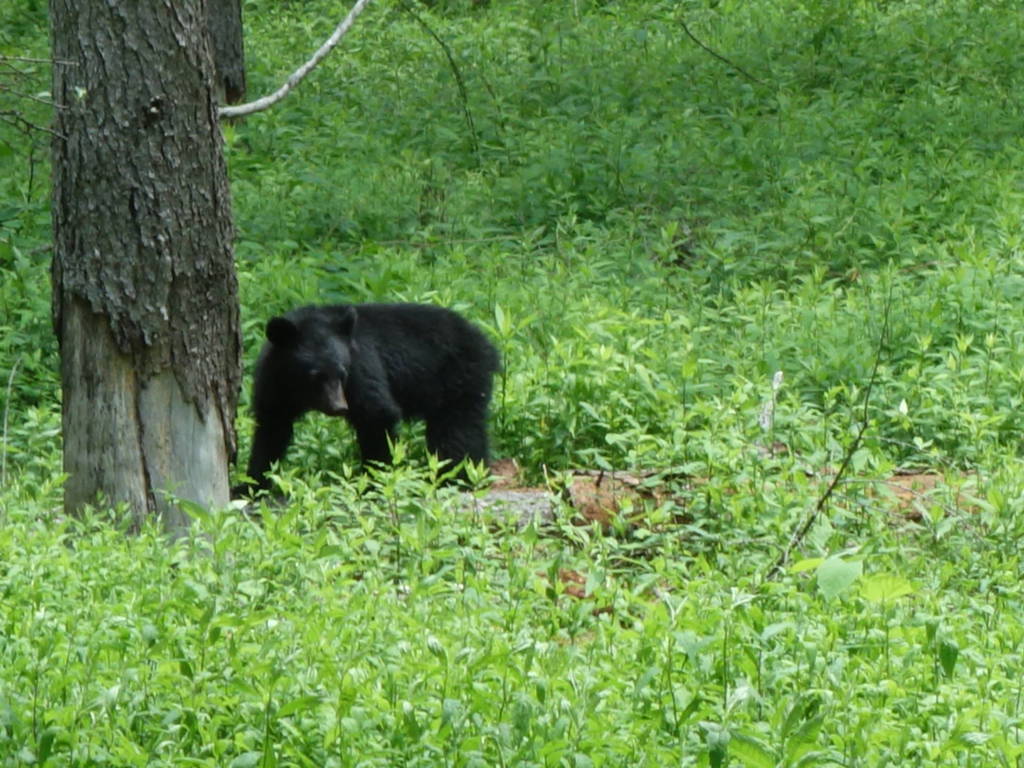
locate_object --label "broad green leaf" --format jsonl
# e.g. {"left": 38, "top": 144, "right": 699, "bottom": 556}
{"left": 277, "top": 694, "right": 322, "bottom": 718}
{"left": 860, "top": 573, "right": 915, "bottom": 604}
{"left": 785, "top": 715, "right": 824, "bottom": 763}
{"left": 939, "top": 639, "right": 959, "bottom": 677}
{"left": 730, "top": 731, "right": 776, "bottom": 768}
{"left": 790, "top": 557, "right": 824, "bottom": 574}
{"left": 494, "top": 303, "right": 509, "bottom": 336}
{"left": 229, "top": 753, "right": 261, "bottom": 768}
{"left": 761, "top": 621, "right": 794, "bottom": 640}
{"left": 816, "top": 557, "right": 862, "bottom": 600}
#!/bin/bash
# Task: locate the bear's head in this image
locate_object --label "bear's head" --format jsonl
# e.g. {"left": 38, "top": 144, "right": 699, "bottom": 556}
{"left": 264, "top": 306, "right": 357, "bottom": 416}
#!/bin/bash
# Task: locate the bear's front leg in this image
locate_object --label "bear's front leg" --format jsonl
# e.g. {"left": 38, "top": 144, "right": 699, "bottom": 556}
{"left": 350, "top": 414, "right": 400, "bottom": 467}
{"left": 242, "top": 417, "right": 296, "bottom": 492}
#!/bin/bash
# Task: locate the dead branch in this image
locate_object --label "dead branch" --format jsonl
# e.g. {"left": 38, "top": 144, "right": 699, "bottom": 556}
{"left": 218, "top": 0, "right": 373, "bottom": 119}
{"left": 765, "top": 284, "right": 893, "bottom": 580}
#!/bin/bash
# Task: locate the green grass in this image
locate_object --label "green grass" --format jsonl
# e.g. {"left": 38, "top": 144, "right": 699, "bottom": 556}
{"left": 4, "top": 0, "right": 1024, "bottom": 764}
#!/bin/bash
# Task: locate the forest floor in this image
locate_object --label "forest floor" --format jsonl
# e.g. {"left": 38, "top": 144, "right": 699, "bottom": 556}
{"left": 484, "top": 458, "right": 975, "bottom": 531}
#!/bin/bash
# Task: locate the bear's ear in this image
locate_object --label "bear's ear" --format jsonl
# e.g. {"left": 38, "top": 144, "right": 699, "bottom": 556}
{"left": 266, "top": 316, "right": 299, "bottom": 348}
{"left": 335, "top": 306, "right": 357, "bottom": 338}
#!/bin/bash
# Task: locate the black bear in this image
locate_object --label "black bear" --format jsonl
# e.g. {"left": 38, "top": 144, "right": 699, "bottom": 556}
{"left": 236, "top": 302, "right": 500, "bottom": 494}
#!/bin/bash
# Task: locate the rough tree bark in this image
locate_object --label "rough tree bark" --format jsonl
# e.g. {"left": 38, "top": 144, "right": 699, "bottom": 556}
{"left": 207, "top": 0, "right": 246, "bottom": 104}
{"left": 50, "top": 0, "right": 240, "bottom": 533}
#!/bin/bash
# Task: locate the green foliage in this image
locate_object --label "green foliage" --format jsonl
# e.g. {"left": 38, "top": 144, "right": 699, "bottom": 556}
{"left": 4, "top": 472, "right": 1024, "bottom": 766}
{"left": 4, "top": 0, "right": 1024, "bottom": 763}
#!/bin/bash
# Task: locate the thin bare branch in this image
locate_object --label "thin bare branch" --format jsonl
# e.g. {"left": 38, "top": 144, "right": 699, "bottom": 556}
{"left": 679, "top": 15, "right": 765, "bottom": 86}
{"left": 0, "top": 110, "right": 58, "bottom": 137}
{"left": 764, "top": 284, "right": 893, "bottom": 581}
{"left": 2, "top": 85, "right": 56, "bottom": 108}
{"left": 0, "top": 56, "right": 55, "bottom": 64}
{"left": 218, "top": 0, "right": 373, "bottom": 119}
{"left": 401, "top": 1, "right": 480, "bottom": 158}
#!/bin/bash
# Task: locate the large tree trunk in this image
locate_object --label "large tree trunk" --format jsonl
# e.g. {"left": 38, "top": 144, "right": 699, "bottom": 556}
{"left": 207, "top": 0, "right": 247, "bottom": 104}
{"left": 50, "top": 0, "right": 240, "bottom": 533}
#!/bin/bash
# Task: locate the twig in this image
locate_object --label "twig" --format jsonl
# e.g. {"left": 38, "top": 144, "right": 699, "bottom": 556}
{"left": 1, "top": 85, "right": 56, "bottom": 109}
{"left": 0, "top": 111, "right": 60, "bottom": 139}
{"left": 679, "top": 15, "right": 764, "bottom": 86}
{"left": 0, "top": 54, "right": 62, "bottom": 137}
{"left": 1, "top": 356, "right": 22, "bottom": 488}
{"left": 218, "top": 0, "right": 374, "bottom": 119}
{"left": 0, "top": 56, "right": 56, "bottom": 65}
{"left": 765, "top": 286, "right": 893, "bottom": 580}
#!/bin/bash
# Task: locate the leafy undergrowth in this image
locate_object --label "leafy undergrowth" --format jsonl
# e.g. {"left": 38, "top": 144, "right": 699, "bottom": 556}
{"left": 5, "top": 0, "right": 1024, "bottom": 764}
{"left": 3, "top": 455, "right": 1024, "bottom": 766}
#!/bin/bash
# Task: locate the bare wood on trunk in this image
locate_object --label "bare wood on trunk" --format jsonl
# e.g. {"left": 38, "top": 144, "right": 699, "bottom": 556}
{"left": 50, "top": 0, "right": 240, "bottom": 532}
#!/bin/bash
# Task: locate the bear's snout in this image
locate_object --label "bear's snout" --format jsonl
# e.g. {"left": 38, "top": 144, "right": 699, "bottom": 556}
{"left": 321, "top": 380, "right": 349, "bottom": 415}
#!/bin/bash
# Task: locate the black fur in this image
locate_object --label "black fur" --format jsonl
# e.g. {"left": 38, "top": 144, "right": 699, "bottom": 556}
{"left": 237, "top": 303, "right": 500, "bottom": 493}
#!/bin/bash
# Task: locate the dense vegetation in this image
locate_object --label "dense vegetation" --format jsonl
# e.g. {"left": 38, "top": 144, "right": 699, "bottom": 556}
{"left": 3, "top": 0, "right": 1024, "bottom": 764}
